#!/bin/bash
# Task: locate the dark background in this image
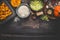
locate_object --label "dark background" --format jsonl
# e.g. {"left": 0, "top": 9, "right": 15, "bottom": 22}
{"left": 0, "top": 0, "right": 60, "bottom": 40}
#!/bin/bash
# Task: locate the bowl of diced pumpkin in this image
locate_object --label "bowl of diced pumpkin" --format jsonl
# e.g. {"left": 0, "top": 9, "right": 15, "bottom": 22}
{"left": 0, "top": 1, "right": 15, "bottom": 24}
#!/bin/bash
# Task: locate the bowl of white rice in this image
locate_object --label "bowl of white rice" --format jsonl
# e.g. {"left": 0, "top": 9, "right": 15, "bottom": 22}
{"left": 16, "top": 3, "right": 30, "bottom": 18}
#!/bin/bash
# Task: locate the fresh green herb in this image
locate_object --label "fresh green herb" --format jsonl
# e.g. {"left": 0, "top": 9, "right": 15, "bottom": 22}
{"left": 41, "top": 15, "right": 49, "bottom": 21}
